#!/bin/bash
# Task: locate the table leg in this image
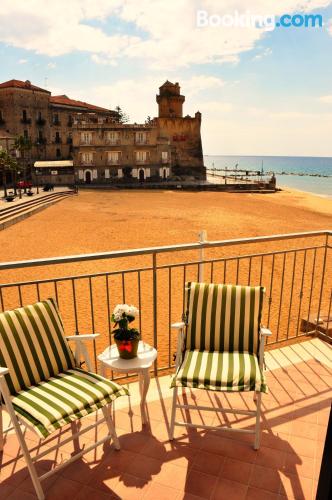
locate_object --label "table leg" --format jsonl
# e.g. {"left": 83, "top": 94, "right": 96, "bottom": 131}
{"left": 139, "top": 369, "right": 150, "bottom": 425}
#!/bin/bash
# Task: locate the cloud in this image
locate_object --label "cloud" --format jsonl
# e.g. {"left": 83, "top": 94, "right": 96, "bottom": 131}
{"left": 18, "top": 58, "right": 28, "bottom": 64}
{"left": 47, "top": 62, "right": 56, "bottom": 69}
{"left": 319, "top": 94, "right": 332, "bottom": 103}
{"left": 252, "top": 46, "right": 272, "bottom": 60}
{"left": 0, "top": 0, "right": 330, "bottom": 69}
{"left": 91, "top": 54, "right": 117, "bottom": 66}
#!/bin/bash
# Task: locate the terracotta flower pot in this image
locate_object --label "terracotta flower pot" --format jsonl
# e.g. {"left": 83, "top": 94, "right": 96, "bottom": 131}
{"left": 115, "top": 338, "right": 139, "bottom": 359}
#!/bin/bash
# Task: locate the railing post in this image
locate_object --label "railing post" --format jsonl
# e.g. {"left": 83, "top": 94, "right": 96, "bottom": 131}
{"left": 315, "top": 233, "right": 329, "bottom": 334}
{"left": 152, "top": 252, "right": 158, "bottom": 374}
{"left": 198, "top": 230, "right": 207, "bottom": 282}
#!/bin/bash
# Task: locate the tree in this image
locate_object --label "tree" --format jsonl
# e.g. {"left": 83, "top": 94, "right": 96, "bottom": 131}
{"left": 115, "top": 106, "right": 130, "bottom": 124}
{"left": 145, "top": 116, "right": 153, "bottom": 125}
{"left": 0, "top": 150, "right": 18, "bottom": 197}
{"left": 14, "top": 135, "right": 32, "bottom": 192}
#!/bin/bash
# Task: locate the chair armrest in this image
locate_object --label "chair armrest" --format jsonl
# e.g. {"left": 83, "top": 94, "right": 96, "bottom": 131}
{"left": 171, "top": 322, "right": 186, "bottom": 330}
{"left": 260, "top": 327, "right": 272, "bottom": 337}
{"left": 66, "top": 334, "right": 100, "bottom": 341}
{"left": 0, "top": 367, "right": 9, "bottom": 376}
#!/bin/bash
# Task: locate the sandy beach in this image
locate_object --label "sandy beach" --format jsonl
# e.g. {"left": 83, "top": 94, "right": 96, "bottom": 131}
{"left": 0, "top": 188, "right": 331, "bottom": 371}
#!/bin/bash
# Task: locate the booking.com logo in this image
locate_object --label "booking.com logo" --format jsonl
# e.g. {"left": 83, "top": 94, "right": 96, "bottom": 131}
{"left": 196, "top": 10, "right": 323, "bottom": 31}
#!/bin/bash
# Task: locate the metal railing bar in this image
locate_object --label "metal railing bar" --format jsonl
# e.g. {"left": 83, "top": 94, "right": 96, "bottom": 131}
{"left": 305, "top": 248, "right": 317, "bottom": 334}
{"left": 121, "top": 273, "right": 126, "bottom": 303}
{"left": 286, "top": 251, "right": 297, "bottom": 339}
{"left": 18, "top": 285, "right": 23, "bottom": 307}
{"left": 168, "top": 267, "right": 172, "bottom": 368}
{"left": 247, "top": 256, "right": 252, "bottom": 285}
{"left": 0, "top": 266, "right": 152, "bottom": 288}
{"left": 36, "top": 283, "right": 41, "bottom": 302}
{"left": 259, "top": 255, "right": 264, "bottom": 286}
{"left": 138, "top": 271, "right": 142, "bottom": 335}
{"left": 152, "top": 253, "right": 158, "bottom": 373}
{"left": 296, "top": 250, "right": 307, "bottom": 336}
{"left": 88, "top": 276, "right": 97, "bottom": 370}
{"left": 276, "top": 253, "right": 286, "bottom": 341}
{"left": 267, "top": 254, "right": 275, "bottom": 328}
{"left": 0, "top": 287, "right": 4, "bottom": 311}
{"left": 0, "top": 244, "right": 325, "bottom": 290}
{"left": 315, "top": 234, "right": 329, "bottom": 334}
{"left": 106, "top": 275, "right": 112, "bottom": 345}
{"left": 0, "top": 230, "right": 329, "bottom": 271}
{"left": 54, "top": 281, "right": 59, "bottom": 305}
{"left": 71, "top": 279, "right": 79, "bottom": 334}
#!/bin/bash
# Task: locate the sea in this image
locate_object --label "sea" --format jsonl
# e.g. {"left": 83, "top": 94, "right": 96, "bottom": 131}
{"left": 204, "top": 155, "right": 332, "bottom": 198}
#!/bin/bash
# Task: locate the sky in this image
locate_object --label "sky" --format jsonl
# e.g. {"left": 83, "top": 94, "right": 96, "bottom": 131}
{"left": 0, "top": 0, "right": 332, "bottom": 156}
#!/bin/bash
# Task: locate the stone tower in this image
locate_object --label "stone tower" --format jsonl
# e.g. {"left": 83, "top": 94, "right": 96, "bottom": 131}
{"left": 156, "top": 81, "right": 185, "bottom": 118}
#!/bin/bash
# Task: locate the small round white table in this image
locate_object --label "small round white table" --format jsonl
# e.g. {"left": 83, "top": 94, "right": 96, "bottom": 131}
{"left": 98, "top": 341, "right": 157, "bottom": 424}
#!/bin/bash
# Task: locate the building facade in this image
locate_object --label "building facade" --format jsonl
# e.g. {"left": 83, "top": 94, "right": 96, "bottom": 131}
{"left": 72, "top": 81, "right": 205, "bottom": 184}
{"left": 0, "top": 79, "right": 117, "bottom": 180}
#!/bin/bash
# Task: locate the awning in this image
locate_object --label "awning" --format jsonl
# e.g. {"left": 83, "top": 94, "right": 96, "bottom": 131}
{"left": 34, "top": 160, "right": 74, "bottom": 168}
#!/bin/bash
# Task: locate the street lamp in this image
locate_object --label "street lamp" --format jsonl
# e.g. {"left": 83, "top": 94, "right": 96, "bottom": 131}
{"left": 35, "top": 169, "right": 39, "bottom": 194}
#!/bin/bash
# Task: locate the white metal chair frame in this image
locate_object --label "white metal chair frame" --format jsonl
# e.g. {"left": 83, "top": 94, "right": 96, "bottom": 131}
{"left": 0, "top": 334, "right": 122, "bottom": 500}
{"left": 169, "top": 321, "right": 271, "bottom": 450}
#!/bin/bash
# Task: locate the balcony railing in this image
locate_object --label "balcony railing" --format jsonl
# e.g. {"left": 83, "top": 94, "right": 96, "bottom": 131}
{"left": 53, "top": 119, "right": 61, "bottom": 126}
{"left": 0, "top": 230, "right": 331, "bottom": 377}
{"left": 36, "top": 118, "right": 46, "bottom": 126}
{"left": 107, "top": 159, "right": 121, "bottom": 165}
{"left": 0, "top": 118, "right": 5, "bottom": 126}
{"left": 35, "top": 137, "right": 47, "bottom": 145}
{"left": 54, "top": 137, "right": 62, "bottom": 144}
{"left": 20, "top": 117, "right": 31, "bottom": 124}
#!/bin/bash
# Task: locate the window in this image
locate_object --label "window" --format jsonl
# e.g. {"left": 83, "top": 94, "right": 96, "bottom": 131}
{"left": 38, "top": 130, "right": 43, "bottom": 141}
{"left": 23, "top": 130, "right": 28, "bottom": 139}
{"left": 135, "top": 131, "right": 147, "bottom": 144}
{"left": 162, "top": 151, "right": 168, "bottom": 164}
{"left": 107, "top": 151, "right": 121, "bottom": 164}
{"left": 0, "top": 110, "right": 4, "bottom": 123}
{"left": 53, "top": 113, "right": 59, "bottom": 125}
{"left": 135, "top": 151, "right": 149, "bottom": 163}
{"left": 56, "top": 148, "right": 61, "bottom": 158}
{"left": 38, "top": 111, "right": 42, "bottom": 120}
{"left": 82, "top": 152, "right": 93, "bottom": 164}
{"left": 81, "top": 132, "right": 92, "bottom": 144}
{"left": 22, "top": 110, "right": 27, "bottom": 121}
{"left": 106, "top": 131, "right": 119, "bottom": 144}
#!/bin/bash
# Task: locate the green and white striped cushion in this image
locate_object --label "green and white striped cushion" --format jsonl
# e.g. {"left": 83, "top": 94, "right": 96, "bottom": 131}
{"left": 12, "top": 367, "right": 129, "bottom": 438}
{"left": 0, "top": 298, "right": 75, "bottom": 395}
{"left": 185, "top": 282, "right": 265, "bottom": 354}
{"left": 171, "top": 350, "right": 267, "bottom": 393}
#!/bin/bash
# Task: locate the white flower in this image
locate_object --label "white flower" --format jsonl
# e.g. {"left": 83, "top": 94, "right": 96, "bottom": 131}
{"left": 112, "top": 304, "right": 139, "bottom": 320}
{"left": 127, "top": 305, "right": 139, "bottom": 318}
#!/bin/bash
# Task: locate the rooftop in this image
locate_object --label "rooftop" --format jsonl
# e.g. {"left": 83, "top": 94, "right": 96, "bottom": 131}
{"left": 0, "top": 79, "right": 50, "bottom": 94}
{"left": 50, "top": 95, "right": 113, "bottom": 113}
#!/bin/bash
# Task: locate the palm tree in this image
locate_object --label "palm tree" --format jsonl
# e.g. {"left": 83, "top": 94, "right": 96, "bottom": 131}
{"left": 14, "top": 135, "right": 32, "bottom": 192}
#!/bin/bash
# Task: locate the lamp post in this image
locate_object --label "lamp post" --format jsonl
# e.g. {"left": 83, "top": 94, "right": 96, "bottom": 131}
{"left": 35, "top": 169, "right": 39, "bottom": 194}
{"left": 17, "top": 170, "right": 21, "bottom": 198}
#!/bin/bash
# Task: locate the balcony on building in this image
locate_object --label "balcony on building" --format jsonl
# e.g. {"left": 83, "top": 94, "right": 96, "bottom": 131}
{"left": 36, "top": 117, "right": 46, "bottom": 126}
{"left": 35, "top": 137, "right": 47, "bottom": 146}
{"left": 67, "top": 137, "right": 73, "bottom": 144}
{"left": 20, "top": 117, "right": 31, "bottom": 125}
{"left": 0, "top": 230, "right": 331, "bottom": 500}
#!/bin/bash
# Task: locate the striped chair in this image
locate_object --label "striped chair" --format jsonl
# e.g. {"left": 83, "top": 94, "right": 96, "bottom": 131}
{"left": 169, "top": 282, "right": 271, "bottom": 449}
{"left": 0, "top": 298, "right": 129, "bottom": 500}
